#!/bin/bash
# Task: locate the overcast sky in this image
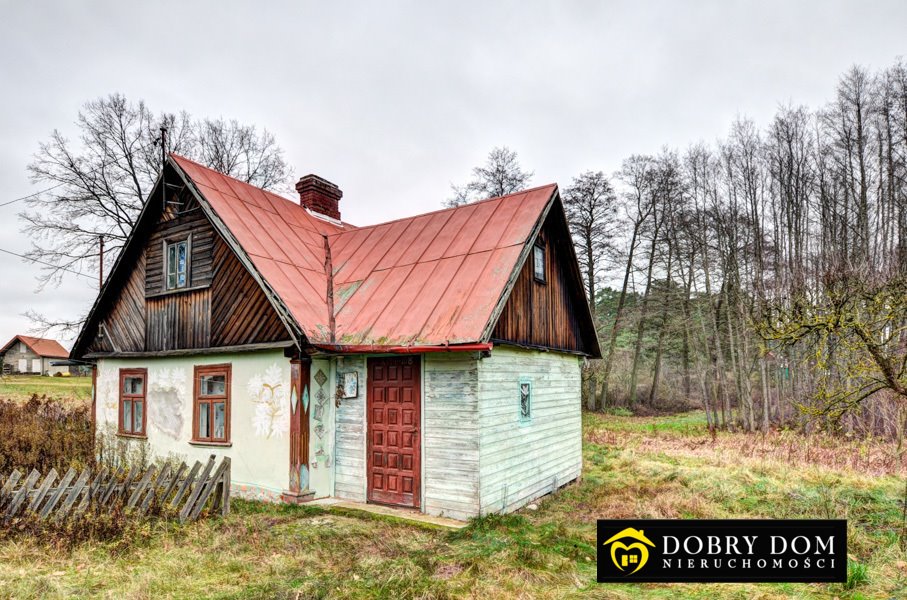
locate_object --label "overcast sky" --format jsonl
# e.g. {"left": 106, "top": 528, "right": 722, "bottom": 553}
{"left": 1, "top": 1, "right": 905, "bottom": 348}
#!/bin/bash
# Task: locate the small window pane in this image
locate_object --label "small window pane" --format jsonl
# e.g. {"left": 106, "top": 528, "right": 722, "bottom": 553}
{"left": 200, "top": 374, "right": 226, "bottom": 396}
{"left": 166, "top": 240, "right": 188, "bottom": 289}
{"left": 199, "top": 403, "right": 210, "bottom": 439}
{"left": 533, "top": 245, "right": 545, "bottom": 281}
{"left": 123, "top": 376, "right": 143, "bottom": 395}
{"left": 213, "top": 402, "right": 225, "bottom": 439}
{"left": 134, "top": 401, "right": 143, "bottom": 433}
{"left": 520, "top": 382, "right": 531, "bottom": 421}
{"left": 123, "top": 400, "right": 133, "bottom": 433}
{"left": 177, "top": 242, "right": 187, "bottom": 286}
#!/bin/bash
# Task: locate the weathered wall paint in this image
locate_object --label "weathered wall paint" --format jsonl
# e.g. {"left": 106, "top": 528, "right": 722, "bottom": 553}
{"left": 477, "top": 346, "right": 583, "bottom": 514}
{"left": 308, "top": 358, "right": 335, "bottom": 498}
{"left": 333, "top": 355, "right": 367, "bottom": 502}
{"left": 95, "top": 350, "right": 291, "bottom": 498}
{"left": 422, "top": 353, "right": 480, "bottom": 521}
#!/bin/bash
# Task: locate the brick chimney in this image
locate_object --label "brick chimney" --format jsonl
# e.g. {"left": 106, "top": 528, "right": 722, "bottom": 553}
{"left": 296, "top": 174, "right": 342, "bottom": 220}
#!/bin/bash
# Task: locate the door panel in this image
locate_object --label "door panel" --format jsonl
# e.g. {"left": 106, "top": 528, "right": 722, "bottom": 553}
{"left": 367, "top": 356, "right": 420, "bottom": 508}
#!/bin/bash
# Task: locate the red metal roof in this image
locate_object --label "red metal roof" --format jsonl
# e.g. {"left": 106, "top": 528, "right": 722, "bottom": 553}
{"left": 0, "top": 335, "right": 69, "bottom": 358}
{"left": 328, "top": 187, "right": 554, "bottom": 346}
{"left": 171, "top": 155, "right": 557, "bottom": 349}
{"left": 171, "top": 155, "right": 349, "bottom": 340}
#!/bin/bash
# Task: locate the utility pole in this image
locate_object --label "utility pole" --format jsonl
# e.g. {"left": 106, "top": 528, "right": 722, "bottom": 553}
{"left": 98, "top": 235, "right": 104, "bottom": 289}
{"left": 160, "top": 126, "right": 168, "bottom": 210}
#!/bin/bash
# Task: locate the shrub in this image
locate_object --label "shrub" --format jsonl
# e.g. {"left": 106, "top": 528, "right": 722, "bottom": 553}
{"left": 0, "top": 395, "right": 93, "bottom": 473}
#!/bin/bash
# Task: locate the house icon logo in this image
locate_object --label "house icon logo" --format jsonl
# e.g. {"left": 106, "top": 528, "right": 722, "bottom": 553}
{"left": 602, "top": 527, "right": 655, "bottom": 575}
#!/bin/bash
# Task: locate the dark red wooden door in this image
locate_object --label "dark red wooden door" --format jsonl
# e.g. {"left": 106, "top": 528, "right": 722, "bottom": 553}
{"left": 367, "top": 356, "right": 421, "bottom": 508}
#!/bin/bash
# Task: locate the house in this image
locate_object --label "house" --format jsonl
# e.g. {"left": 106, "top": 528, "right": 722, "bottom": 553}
{"left": 70, "top": 154, "right": 600, "bottom": 520}
{"left": 1, "top": 335, "right": 70, "bottom": 376}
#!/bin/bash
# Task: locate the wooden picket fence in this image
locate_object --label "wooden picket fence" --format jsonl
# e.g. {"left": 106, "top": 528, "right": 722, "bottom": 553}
{"left": 0, "top": 454, "right": 230, "bottom": 524}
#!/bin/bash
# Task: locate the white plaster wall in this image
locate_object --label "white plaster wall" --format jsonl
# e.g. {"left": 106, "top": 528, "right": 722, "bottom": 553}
{"left": 95, "top": 350, "right": 292, "bottom": 499}
{"left": 477, "top": 347, "right": 583, "bottom": 515}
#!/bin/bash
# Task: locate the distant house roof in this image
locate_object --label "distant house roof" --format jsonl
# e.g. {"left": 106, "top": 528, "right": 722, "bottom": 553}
{"left": 171, "top": 155, "right": 564, "bottom": 349}
{"left": 0, "top": 335, "right": 69, "bottom": 358}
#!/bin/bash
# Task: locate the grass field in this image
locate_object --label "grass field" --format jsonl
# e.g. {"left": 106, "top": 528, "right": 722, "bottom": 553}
{"left": 0, "top": 411, "right": 904, "bottom": 599}
{"left": 0, "top": 375, "right": 92, "bottom": 403}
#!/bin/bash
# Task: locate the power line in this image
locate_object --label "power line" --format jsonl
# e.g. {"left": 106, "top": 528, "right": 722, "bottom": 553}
{"left": 0, "top": 139, "right": 162, "bottom": 209}
{"left": 0, "top": 247, "right": 96, "bottom": 281}
{"left": 0, "top": 182, "right": 67, "bottom": 208}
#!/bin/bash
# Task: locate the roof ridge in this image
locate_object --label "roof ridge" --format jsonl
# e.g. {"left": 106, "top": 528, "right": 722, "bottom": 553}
{"left": 171, "top": 153, "right": 357, "bottom": 231}
{"left": 327, "top": 183, "right": 558, "bottom": 237}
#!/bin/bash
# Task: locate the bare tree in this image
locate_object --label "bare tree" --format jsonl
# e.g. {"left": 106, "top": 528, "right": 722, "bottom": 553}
{"left": 195, "top": 118, "right": 289, "bottom": 191}
{"left": 597, "top": 155, "right": 656, "bottom": 409}
{"left": 563, "top": 171, "right": 618, "bottom": 314}
{"left": 446, "top": 146, "right": 533, "bottom": 207}
{"left": 22, "top": 93, "right": 291, "bottom": 290}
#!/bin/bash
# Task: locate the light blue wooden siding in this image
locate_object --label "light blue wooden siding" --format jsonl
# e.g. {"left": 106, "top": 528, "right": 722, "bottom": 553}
{"left": 423, "top": 353, "right": 480, "bottom": 521}
{"left": 477, "top": 347, "right": 583, "bottom": 514}
{"left": 333, "top": 356, "right": 367, "bottom": 502}
{"left": 308, "top": 358, "right": 335, "bottom": 499}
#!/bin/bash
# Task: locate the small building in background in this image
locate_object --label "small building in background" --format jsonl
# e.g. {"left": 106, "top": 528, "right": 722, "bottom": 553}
{"left": 0, "top": 335, "right": 70, "bottom": 376}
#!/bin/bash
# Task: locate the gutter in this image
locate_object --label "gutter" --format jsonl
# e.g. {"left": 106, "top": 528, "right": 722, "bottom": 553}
{"left": 312, "top": 342, "right": 493, "bottom": 355}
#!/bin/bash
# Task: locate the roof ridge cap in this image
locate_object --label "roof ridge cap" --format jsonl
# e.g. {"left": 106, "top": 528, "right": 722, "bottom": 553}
{"left": 327, "top": 183, "right": 558, "bottom": 237}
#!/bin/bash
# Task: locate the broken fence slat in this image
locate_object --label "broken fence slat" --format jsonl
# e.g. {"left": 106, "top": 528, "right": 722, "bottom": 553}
{"left": 179, "top": 456, "right": 217, "bottom": 523}
{"left": 161, "top": 463, "right": 187, "bottom": 504}
{"left": 127, "top": 464, "right": 157, "bottom": 509}
{"left": 187, "top": 457, "right": 231, "bottom": 522}
{"left": 0, "top": 457, "right": 230, "bottom": 524}
{"left": 6, "top": 469, "right": 40, "bottom": 519}
{"left": 27, "top": 468, "right": 58, "bottom": 512}
{"left": 88, "top": 467, "right": 109, "bottom": 502}
{"left": 55, "top": 468, "right": 90, "bottom": 522}
{"left": 117, "top": 466, "right": 138, "bottom": 503}
{"left": 0, "top": 470, "right": 23, "bottom": 506}
{"left": 100, "top": 467, "right": 125, "bottom": 505}
{"left": 170, "top": 461, "right": 203, "bottom": 508}
{"left": 39, "top": 467, "right": 77, "bottom": 518}
{"left": 138, "top": 464, "right": 169, "bottom": 516}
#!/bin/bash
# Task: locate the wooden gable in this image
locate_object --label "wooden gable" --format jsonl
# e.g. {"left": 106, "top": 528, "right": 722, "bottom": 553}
{"left": 491, "top": 196, "right": 600, "bottom": 356}
{"left": 74, "top": 165, "right": 293, "bottom": 358}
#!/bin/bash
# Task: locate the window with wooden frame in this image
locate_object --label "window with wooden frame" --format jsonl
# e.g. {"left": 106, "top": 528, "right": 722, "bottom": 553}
{"left": 165, "top": 236, "right": 190, "bottom": 290}
{"left": 119, "top": 368, "right": 147, "bottom": 437}
{"left": 193, "top": 364, "right": 231, "bottom": 444}
{"left": 533, "top": 243, "right": 546, "bottom": 283}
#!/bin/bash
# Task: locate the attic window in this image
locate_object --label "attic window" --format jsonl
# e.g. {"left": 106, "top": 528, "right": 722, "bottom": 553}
{"left": 165, "top": 238, "right": 190, "bottom": 290}
{"left": 533, "top": 244, "right": 546, "bottom": 283}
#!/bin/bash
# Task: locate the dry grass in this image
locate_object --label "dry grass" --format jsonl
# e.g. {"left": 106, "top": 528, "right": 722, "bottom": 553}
{"left": 0, "top": 411, "right": 903, "bottom": 599}
{"left": 587, "top": 414, "right": 907, "bottom": 477}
